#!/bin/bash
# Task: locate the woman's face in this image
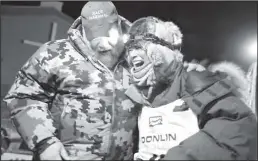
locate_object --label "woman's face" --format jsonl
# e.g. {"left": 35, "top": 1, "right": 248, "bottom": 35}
{"left": 126, "top": 46, "right": 158, "bottom": 88}
{"left": 126, "top": 42, "right": 182, "bottom": 89}
{"left": 127, "top": 48, "right": 152, "bottom": 72}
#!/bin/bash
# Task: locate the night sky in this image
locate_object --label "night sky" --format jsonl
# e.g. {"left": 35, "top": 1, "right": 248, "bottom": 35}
{"left": 2, "top": 1, "right": 257, "bottom": 70}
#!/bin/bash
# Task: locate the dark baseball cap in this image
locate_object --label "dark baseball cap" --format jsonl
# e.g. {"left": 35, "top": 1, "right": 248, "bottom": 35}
{"left": 81, "top": 1, "right": 119, "bottom": 41}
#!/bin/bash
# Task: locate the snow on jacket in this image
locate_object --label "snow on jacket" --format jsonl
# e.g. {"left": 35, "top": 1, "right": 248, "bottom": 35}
{"left": 3, "top": 16, "right": 139, "bottom": 160}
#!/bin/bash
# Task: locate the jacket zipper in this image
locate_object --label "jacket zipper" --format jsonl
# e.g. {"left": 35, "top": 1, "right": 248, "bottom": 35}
{"left": 105, "top": 61, "right": 122, "bottom": 157}
{"left": 89, "top": 57, "right": 123, "bottom": 157}
{"left": 74, "top": 38, "right": 122, "bottom": 156}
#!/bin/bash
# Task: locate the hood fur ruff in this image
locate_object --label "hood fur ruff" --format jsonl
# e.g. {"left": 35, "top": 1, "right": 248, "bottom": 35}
{"left": 208, "top": 61, "right": 248, "bottom": 90}
{"left": 208, "top": 61, "right": 253, "bottom": 110}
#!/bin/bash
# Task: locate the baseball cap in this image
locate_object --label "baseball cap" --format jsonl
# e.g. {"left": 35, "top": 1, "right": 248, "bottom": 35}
{"left": 81, "top": 1, "right": 119, "bottom": 41}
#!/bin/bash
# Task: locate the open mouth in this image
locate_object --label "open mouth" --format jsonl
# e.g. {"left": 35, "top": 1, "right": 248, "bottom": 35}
{"left": 133, "top": 60, "right": 144, "bottom": 67}
{"left": 132, "top": 57, "right": 144, "bottom": 68}
{"left": 98, "top": 49, "right": 111, "bottom": 54}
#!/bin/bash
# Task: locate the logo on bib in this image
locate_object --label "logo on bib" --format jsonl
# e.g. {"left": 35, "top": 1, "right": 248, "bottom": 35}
{"left": 149, "top": 116, "right": 162, "bottom": 127}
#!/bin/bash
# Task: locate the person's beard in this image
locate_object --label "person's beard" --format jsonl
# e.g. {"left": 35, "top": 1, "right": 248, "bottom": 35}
{"left": 92, "top": 37, "right": 125, "bottom": 70}
{"left": 95, "top": 50, "right": 120, "bottom": 69}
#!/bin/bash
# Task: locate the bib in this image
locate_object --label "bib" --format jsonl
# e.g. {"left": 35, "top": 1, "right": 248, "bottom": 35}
{"left": 134, "top": 99, "right": 199, "bottom": 160}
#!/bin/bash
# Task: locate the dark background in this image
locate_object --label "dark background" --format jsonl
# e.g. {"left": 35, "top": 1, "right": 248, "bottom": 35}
{"left": 1, "top": 1, "right": 257, "bottom": 70}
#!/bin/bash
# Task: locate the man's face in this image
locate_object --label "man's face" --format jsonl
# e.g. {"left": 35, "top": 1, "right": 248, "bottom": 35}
{"left": 83, "top": 21, "right": 125, "bottom": 69}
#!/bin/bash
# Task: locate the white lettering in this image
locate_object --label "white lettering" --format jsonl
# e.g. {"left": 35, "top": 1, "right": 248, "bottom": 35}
{"left": 88, "top": 14, "right": 108, "bottom": 20}
{"left": 92, "top": 10, "right": 103, "bottom": 15}
{"left": 88, "top": 10, "right": 108, "bottom": 20}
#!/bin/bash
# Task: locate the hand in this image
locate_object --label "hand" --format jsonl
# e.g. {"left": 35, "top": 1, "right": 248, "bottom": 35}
{"left": 183, "top": 61, "right": 206, "bottom": 72}
{"left": 1, "top": 128, "right": 9, "bottom": 155}
{"left": 39, "top": 142, "right": 70, "bottom": 160}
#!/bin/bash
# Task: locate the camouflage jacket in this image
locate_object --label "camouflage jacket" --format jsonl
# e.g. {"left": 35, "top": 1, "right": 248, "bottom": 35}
{"left": 3, "top": 17, "right": 139, "bottom": 160}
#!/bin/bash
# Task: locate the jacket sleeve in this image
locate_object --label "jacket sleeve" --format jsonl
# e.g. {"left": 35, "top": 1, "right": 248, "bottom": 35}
{"left": 3, "top": 43, "right": 60, "bottom": 152}
{"left": 163, "top": 95, "right": 257, "bottom": 160}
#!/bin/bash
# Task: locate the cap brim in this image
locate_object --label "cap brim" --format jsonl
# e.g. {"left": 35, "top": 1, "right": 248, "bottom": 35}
{"left": 83, "top": 15, "right": 119, "bottom": 41}
{"left": 84, "top": 23, "right": 113, "bottom": 41}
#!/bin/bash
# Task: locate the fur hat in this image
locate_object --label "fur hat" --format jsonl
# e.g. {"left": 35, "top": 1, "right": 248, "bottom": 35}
{"left": 126, "top": 17, "right": 183, "bottom": 51}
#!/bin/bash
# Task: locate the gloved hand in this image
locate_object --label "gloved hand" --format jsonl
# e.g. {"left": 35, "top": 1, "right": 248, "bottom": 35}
{"left": 1, "top": 128, "right": 10, "bottom": 155}
{"left": 183, "top": 61, "right": 206, "bottom": 72}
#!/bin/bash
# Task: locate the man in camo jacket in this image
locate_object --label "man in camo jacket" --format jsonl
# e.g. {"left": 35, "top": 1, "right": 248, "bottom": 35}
{"left": 3, "top": 2, "right": 139, "bottom": 160}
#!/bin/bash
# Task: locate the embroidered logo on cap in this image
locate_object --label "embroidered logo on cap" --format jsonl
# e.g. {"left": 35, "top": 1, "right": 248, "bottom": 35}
{"left": 88, "top": 10, "right": 108, "bottom": 20}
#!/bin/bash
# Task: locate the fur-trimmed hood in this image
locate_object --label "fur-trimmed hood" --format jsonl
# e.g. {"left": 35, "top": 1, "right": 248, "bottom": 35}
{"left": 246, "top": 62, "right": 257, "bottom": 115}
{"left": 208, "top": 61, "right": 248, "bottom": 91}
{"left": 208, "top": 61, "right": 253, "bottom": 109}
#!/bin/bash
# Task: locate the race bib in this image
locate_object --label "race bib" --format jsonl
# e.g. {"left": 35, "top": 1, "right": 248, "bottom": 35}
{"left": 134, "top": 99, "right": 199, "bottom": 160}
